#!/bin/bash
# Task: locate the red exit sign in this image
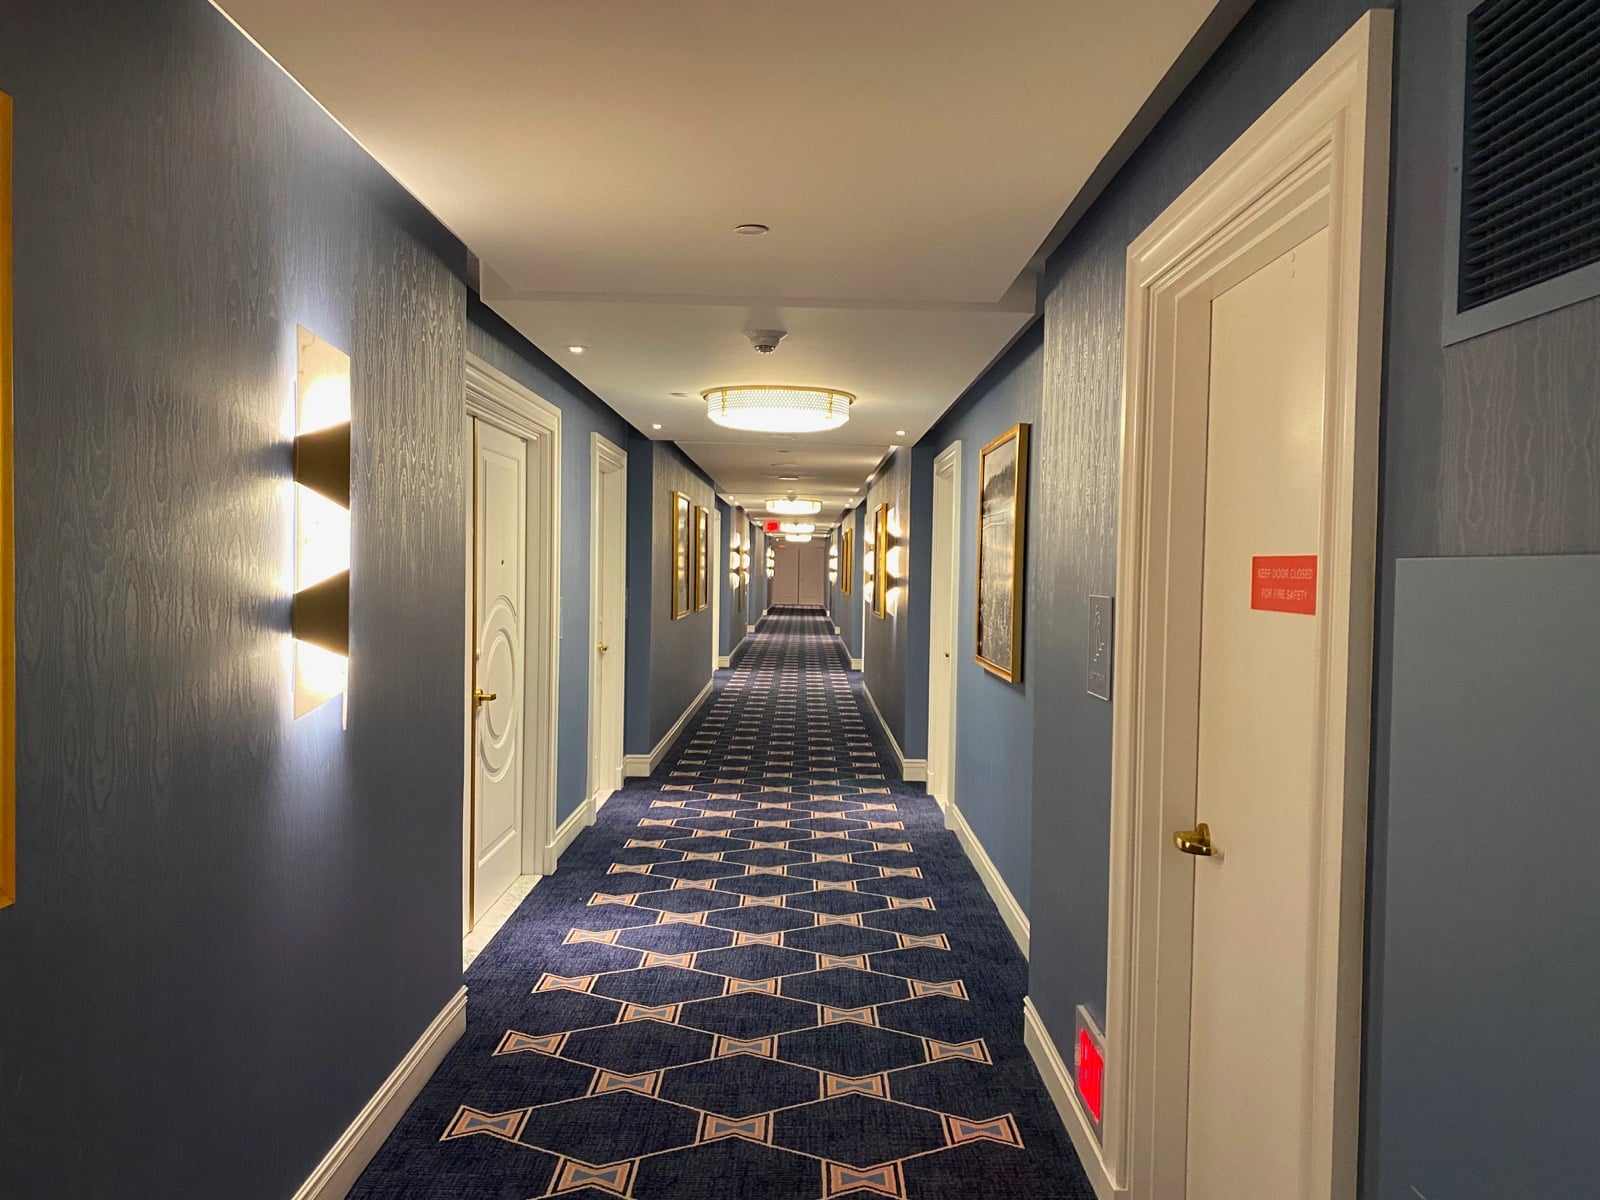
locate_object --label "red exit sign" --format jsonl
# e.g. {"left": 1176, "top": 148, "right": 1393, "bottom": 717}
{"left": 1076, "top": 1028, "right": 1104, "bottom": 1124}
{"left": 765, "top": 520, "right": 780, "bottom": 533}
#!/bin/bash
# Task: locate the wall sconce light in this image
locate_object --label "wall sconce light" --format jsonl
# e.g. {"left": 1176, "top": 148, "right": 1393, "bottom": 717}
{"left": 291, "top": 325, "right": 351, "bottom": 719}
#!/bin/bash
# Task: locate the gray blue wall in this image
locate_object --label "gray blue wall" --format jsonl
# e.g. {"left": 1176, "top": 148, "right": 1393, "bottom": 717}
{"left": 0, "top": 1, "right": 468, "bottom": 1194}
{"left": 828, "top": 505, "right": 865, "bottom": 662}
{"left": 465, "top": 299, "right": 634, "bottom": 822}
{"left": 860, "top": 451, "right": 913, "bottom": 755}
{"left": 624, "top": 441, "right": 716, "bottom": 756}
{"left": 920, "top": 325, "right": 1043, "bottom": 913}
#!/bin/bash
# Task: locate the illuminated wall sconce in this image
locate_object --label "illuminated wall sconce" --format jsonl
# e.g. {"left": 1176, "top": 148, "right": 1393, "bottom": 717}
{"left": 828, "top": 539, "right": 840, "bottom": 586}
{"left": 765, "top": 544, "right": 776, "bottom": 580}
{"left": 291, "top": 325, "right": 351, "bottom": 719}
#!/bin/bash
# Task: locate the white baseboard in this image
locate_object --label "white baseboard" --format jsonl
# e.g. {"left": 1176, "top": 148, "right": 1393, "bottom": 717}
{"left": 856, "top": 685, "right": 928, "bottom": 783}
{"left": 850, "top": 657, "right": 863, "bottom": 670}
{"left": 548, "top": 796, "right": 593, "bottom": 866}
{"left": 1023, "top": 997, "right": 1123, "bottom": 1200}
{"left": 944, "top": 802, "right": 1029, "bottom": 957}
{"left": 293, "top": 987, "right": 469, "bottom": 1200}
{"left": 623, "top": 678, "right": 715, "bottom": 778}
{"left": 716, "top": 655, "right": 731, "bottom": 668}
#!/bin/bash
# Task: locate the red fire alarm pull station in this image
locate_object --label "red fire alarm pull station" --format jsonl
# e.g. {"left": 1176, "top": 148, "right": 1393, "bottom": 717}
{"left": 1074, "top": 1006, "right": 1106, "bottom": 1135}
{"left": 1251, "top": 554, "right": 1318, "bottom": 615}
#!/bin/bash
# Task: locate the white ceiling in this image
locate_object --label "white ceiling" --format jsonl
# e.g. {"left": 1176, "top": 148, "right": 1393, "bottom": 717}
{"left": 220, "top": 0, "right": 1222, "bottom": 518}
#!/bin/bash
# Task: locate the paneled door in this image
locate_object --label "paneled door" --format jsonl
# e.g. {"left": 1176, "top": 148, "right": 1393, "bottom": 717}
{"left": 589, "top": 435, "right": 627, "bottom": 807}
{"left": 470, "top": 418, "right": 526, "bottom": 925}
{"left": 1185, "top": 229, "right": 1333, "bottom": 1198}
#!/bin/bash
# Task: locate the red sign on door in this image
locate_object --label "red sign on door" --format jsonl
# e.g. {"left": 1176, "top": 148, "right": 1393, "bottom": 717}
{"left": 1251, "top": 554, "right": 1317, "bottom": 615}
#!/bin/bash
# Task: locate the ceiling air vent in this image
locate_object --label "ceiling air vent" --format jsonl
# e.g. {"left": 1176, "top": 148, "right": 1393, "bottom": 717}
{"left": 1455, "top": 0, "right": 1600, "bottom": 317}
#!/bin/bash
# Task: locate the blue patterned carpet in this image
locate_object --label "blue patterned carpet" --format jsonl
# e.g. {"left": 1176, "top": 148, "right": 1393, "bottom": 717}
{"left": 351, "top": 608, "right": 1092, "bottom": 1199}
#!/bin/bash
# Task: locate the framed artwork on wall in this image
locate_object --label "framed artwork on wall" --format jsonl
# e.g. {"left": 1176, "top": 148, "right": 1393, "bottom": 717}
{"left": 976, "top": 423, "right": 1030, "bottom": 681}
{"left": 671, "top": 491, "right": 692, "bottom": 619}
{"left": 0, "top": 91, "right": 13, "bottom": 909}
{"left": 872, "top": 503, "right": 889, "bottom": 619}
{"left": 841, "top": 526, "right": 854, "bottom": 595}
{"left": 694, "top": 505, "right": 709, "bottom": 611}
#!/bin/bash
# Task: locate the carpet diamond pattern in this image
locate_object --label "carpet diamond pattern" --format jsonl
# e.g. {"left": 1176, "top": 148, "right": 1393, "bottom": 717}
{"left": 350, "top": 608, "right": 1090, "bottom": 1198}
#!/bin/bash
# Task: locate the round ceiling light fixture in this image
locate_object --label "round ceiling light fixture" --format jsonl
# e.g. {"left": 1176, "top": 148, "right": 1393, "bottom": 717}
{"left": 785, "top": 533, "right": 813, "bottom": 543}
{"left": 734, "top": 223, "right": 770, "bottom": 236}
{"left": 704, "top": 386, "right": 853, "bottom": 434}
{"left": 778, "top": 522, "right": 815, "bottom": 534}
{"left": 766, "top": 496, "right": 823, "bottom": 516}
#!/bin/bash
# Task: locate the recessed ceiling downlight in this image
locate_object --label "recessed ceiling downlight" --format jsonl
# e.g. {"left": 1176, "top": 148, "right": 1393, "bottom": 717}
{"left": 704, "top": 386, "right": 853, "bottom": 434}
{"left": 734, "top": 224, "right": 770, "bottom": 236}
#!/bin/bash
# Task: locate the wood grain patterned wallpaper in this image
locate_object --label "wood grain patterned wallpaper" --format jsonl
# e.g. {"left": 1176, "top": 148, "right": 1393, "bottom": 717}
{"left": 0, "top": 2, "right": 469, "bottom": 1195}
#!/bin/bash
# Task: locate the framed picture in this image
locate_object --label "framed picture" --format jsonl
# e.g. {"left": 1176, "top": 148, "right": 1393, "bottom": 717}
{"left": 841, "top": 526, "right": 853, "bottom": 595}
{"left": 976, "top": 423, "right": 1029, "bottom": 681}
{"left": 872, "top": 503, "right": 889, "bottom": 619}
{"left": 0, "top": 91, "right": 13, "bottom": 908}
{"left": 671, "top": 491, "right": 692, "bottom": 619}
{"left": 693, "top": 505, "right": 709, "bottom": 611}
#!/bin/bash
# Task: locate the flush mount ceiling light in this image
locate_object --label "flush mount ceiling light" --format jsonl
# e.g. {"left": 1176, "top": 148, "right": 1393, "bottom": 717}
{"left": 734, "top": 223, "right": 770, "bottom": 236}
{"left": 704, "top": 386, "right": 853, "bottom": 434}
{"left": 766, "top": 496, "right": 822, "bottom": 516}
{"left": 779, "top": 522, "right": 815, "bottom": 534}
{"left": 785, "top": 533, "right": 813, "bottom": 543}
{"left": 566, "top": 345, "right": 586, "bottom": 355}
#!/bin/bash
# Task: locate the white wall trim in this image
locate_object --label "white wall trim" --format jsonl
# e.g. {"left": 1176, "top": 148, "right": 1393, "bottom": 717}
{"left": 945, "top": 802, "right": 1029, "bottom": 957}
{"left": 716, "top": 655, "right": 731, "bottom": 668}
{"left": 548, "top": 796, "right": 594, "bottom": 864}
{"left": 624, "top": 678, "right": 715, "bottom": 778}
{"left": 849, "top": 657, "right": 863, "bottom": 671}
{"left": 1103, "top": 15, "right": 1391, "bottom": 1198}
{"left": 856, "top": 684, "right": 928, "bottom": 782}
{"left": 293, "top": 987, "right": 469, "bottom": 1200}
{"left": 1023, "top": 997, "right": 1123, "bottom": 1200}
{"left": 926, "top": 441, "right": 963, "bottom": 808}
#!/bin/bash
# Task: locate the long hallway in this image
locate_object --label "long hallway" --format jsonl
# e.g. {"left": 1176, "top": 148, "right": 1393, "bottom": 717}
{"left": 352, "top": 609, "right": 1089, "bottom": 1199}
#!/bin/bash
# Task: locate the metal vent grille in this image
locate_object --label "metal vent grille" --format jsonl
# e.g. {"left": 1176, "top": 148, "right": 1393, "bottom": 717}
{"left": 1458, "top": 0, "right": 1600, "bottom": 311}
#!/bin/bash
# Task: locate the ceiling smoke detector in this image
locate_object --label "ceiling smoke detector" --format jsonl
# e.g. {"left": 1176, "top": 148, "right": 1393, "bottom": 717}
{"left": 746, "top": 329, "right": 787, "bottom": 354}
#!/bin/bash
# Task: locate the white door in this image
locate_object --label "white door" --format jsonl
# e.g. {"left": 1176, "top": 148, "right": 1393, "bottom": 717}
{"left": 709, "top": 511, "right": 722, "bottom": 668}
{"left": 926, "top": 445, "right": 960, "bottom": 806}
{"left": 795, "top": 544, "right": 827, "bottom": 606}
{"left": 471, "top": 418, "right": 526, "bottom": 925}
{"left": 590, "top": 436, "right": 627, "bottom": 807}
{"left": 1184, "top": 228, "right": 1331, "bottom": 1197}
{"left": 771, "top": 543, "right": 799, "bottom": 606}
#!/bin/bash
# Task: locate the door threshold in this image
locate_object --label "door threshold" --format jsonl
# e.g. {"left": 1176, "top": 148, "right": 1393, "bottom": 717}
{"left": 463, "top": 874, "right": 540, "bottom": 969}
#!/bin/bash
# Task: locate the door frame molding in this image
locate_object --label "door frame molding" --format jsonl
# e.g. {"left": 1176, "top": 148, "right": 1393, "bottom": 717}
{"left": 588, "top": 432, "right": 628, "bottom": 811}
{"left": 926, "top": 441, "right": 962, "bottom": 810}
{"left": 465, "top": 355, "right": 562, "bottom": 906}
{"left": 1093, "top": 14, "right": 1392, "bottom": 1200}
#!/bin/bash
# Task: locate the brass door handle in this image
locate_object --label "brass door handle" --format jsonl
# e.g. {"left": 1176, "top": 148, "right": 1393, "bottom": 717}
{"left": 598, "top": 643, "right": 609, "bottom": 653}
{"left": 473, "top": 688, "right": 498, "bottom": 709}
{"left": 1174, "top": 822, "right": 1217, "bottom": 856}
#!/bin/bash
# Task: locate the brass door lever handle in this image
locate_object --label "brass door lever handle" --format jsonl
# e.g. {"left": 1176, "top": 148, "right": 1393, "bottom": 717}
{"left": 473, "top": 688, "right": 498, "bottom": 708}
{"left": 597, "top": 644, "right": 609, "bottom": 653}
{"left": 1173, "top": 823, "right": 1217, "bottom": 856}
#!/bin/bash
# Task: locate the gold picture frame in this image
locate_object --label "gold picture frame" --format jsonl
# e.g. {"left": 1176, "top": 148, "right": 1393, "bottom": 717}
{"left": 671, "top": 491, "right": 692, "bottom": 619}
{"left": 0, "top": 92, "right": 13, "bottom": 908}
{"left": 975, "top": 423, "right": 1029, "bottom": 682}
{"left": 693, "top": 505, "right": 709, "bottom": 611}
{"left": 841, "top": 526, "right": 853, "bottom": 595}
{"left": 872, "top": 503, "right": 889, "bottom": 619}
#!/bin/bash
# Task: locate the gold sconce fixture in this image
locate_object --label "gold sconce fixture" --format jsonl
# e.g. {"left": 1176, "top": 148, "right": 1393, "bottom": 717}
{"left": 291, "top": 325, "right": 352, "bottom": 718}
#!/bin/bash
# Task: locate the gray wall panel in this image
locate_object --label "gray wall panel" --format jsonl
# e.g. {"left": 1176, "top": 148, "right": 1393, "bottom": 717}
{"left": 921, "top": 325, "right": 1043, "bottom": 912}
{"left": 1378, "top": 556, "right": 1600, "bottom": 1198}
{"left": 862, "top": 450, "right": 912, "bottom": 753}
{"left": 0, "top": 2, "right": 467, "bottom": 1194}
